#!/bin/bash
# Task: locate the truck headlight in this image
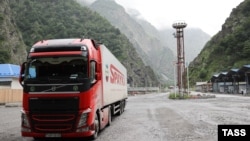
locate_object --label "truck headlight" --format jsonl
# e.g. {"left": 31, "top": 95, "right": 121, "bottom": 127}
{"left": 21, "top": 110, "right": 31, "bottom": 132}
{"left": 77, "top": 108, "right": 91, "bottom": 128}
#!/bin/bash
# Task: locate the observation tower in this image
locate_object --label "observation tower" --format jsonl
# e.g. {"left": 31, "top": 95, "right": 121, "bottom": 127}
{"left": 172, "top": 21, "right": 187, "bottom": 95}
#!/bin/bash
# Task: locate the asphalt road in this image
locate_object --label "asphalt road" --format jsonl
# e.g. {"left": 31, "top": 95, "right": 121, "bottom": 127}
{"left": 1, "top": 92, "right": 250, "bottom": 141}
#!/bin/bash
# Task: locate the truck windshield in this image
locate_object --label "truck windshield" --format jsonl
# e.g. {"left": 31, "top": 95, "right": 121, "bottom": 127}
{"left": 26, "top": 57, "right": 87, "bottom": 80}
{"left": 23, "top": 56, "right": 90, "bottom": 93}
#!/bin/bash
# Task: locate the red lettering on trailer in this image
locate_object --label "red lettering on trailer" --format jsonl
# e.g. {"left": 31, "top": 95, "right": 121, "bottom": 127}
{"left": 110, "top": 64, "right": 125, "bottom": 85}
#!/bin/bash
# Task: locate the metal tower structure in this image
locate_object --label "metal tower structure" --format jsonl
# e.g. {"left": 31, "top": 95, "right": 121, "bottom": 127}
{"left": 172, "top": 21, "right": 187, "bottom": 95}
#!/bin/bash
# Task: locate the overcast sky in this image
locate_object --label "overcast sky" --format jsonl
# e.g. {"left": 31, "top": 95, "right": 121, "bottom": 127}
{"left": 115, "top": 0, "right": 244, "bottom": 36}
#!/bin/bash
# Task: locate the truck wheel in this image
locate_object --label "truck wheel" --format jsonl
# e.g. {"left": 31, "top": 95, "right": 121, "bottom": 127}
{"left": 123, "top": 100, "right": 126, "bottom": 109}
{"left": 107, "top": 106, "right": 112, "bottom": 126}
{"left": 118, "top": 102, "right": 124, "bottom": 115}
{"left": 91, "top": 114, "right": 99, "bottom": 140}
{"left": 121, "top": 100, "right": 125, "bottom": 113}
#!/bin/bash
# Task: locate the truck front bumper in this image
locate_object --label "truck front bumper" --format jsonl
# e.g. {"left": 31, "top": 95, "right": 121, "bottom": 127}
{"left": 22, "top": 130, "right": 95, "bottom": 138}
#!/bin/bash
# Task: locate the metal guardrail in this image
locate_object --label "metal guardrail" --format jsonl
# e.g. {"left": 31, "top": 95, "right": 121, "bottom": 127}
{"left": 128, "top": 87, "right": 160, "bottom": 94}
{"left": 128, "top": 87, "right": 159, "bottom": 91}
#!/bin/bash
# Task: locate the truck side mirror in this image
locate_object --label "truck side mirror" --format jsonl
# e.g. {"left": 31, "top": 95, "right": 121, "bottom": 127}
{"left": 19, "top": 62, "right": 27, "bottom": 86}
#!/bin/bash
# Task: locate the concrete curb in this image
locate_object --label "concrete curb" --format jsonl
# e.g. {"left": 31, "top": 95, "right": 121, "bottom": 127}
{"left": 189, "top": 94, "right": 216, "bottom": 99}
{"left": 5, "top": 102, "right": 22, "bottom": 108}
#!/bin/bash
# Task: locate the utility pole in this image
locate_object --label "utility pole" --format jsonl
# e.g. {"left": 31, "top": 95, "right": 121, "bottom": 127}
{"left": 173, "top": 21, "right": 187, "bottom": 97}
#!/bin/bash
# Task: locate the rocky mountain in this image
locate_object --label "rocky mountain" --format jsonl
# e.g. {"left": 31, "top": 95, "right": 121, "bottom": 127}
{"left": 189, "top": 0, "right": 249, "bottom": 85}
{"left": 78, "top": 0, "right": 176, "bottom": 85}
{"left": 0, "top": 0, "right": 159, "bottom": 87}
{"left": 131, "top": 14, "right": 211, "bottom": 64}
{"left": 0, "top": 0, "right": 27, "bottom": 64}
{"left": 77, "top": 0, "right": 211, "bottom": 85}
{"left": 159, "top": 28, "right": 211, "bottom": 63}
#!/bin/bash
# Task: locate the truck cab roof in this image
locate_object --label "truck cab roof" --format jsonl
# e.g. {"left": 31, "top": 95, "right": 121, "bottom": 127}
{"left": 30, "top": 38, "right": 99, "bottom": 53}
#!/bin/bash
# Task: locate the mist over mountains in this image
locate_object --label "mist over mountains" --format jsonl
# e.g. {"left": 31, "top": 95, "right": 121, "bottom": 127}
{"left": 1, "top": 0, "right": 221, "bottom": 87}
{"left": 119, "top": 5, "right": 211, "bottom": 63}
{"left": 2, "top": 0, "right": 161, "bottom": 87}
{"left": 77, "top": 0, "right": 211, "bottom": 84}
{"left": 100, "top": 0, "right": 250, "bottom": 88}
{"left": 159, "top": 27, "right": 211, "bottom": 63}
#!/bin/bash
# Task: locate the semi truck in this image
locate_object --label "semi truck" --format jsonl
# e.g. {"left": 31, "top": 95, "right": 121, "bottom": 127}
{"left": 19, "top": 38, "right": 128, "bottom": 139}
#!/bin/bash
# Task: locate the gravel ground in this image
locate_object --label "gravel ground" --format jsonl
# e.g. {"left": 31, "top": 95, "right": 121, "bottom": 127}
{"left": 0, "top": 105, "right": 22, "bottom": 141}
{"left": 95, "top": 92, "right": 250, "bottom": 141}
{"left": 1, "top": 92, "right": 250, "bottom": 141}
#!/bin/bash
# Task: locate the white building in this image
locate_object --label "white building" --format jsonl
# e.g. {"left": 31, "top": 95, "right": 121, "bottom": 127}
{"left": 0, "top": 64, "right": 22, "bottom": 89}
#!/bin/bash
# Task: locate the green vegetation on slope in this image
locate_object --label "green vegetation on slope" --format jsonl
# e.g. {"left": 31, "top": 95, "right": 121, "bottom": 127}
{"left": 10, "top": 0, "right": 129, "bottom": 60}
{"left": 0, "top": 0, "right": 27, "bottom": 64}
{"left": 189, "top": 0, "right": 250, "bottom": 85}
{"left": 8, "top": 0, "right": 159, "bottom": 86}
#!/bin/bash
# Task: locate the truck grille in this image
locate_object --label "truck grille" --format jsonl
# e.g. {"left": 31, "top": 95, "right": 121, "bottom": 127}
{"left": 29, "top": 97, "right": 79, "bottom": 111}
{"left": 29, "top": 97, "right": 79, "bottom": 133}
{"left": 31, "top": 114, "right": 77, "bottom": 133}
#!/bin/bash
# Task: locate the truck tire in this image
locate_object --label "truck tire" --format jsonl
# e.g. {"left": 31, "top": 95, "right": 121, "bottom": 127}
{"left": 107, "top": 106, "right": 112, "bottom": 126}
{"left": 91, "top": 114, "right": 99, "bottom": 140}
{"left": 121, "top": 100, "right": 125, "bottom": 113}
{"left": 124, "top": 100, "right": 126, "bottom": 109}
{"left": 118, "top": 101, "right": 124, "bottom": 115}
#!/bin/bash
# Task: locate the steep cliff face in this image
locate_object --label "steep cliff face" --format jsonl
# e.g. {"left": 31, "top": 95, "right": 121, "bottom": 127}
{"left": 78, "top": 0, "right": 211, "bottom": 86}
{"left": 87, "top": 0, "right": 176, "bottom": 84}
{"left": 0, "top": 0, "right": 27, "bottom": 64}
